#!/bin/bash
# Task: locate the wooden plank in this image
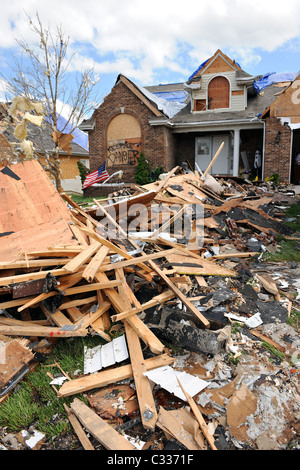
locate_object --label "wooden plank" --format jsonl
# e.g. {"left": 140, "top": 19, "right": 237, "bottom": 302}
{"left": 177, "top": 378, "right": 218, "bottom": 450}
{"left": 116, "top": 267, "right": 157, "bottom": 430}
{"left": 73, "top": 301, "right": 111, "bottom": 329}
{"left": 63, "top": 404, "right": 95, "bottom": 451}
{"left": 82, "top": 245, "right": 110, "bottom": 282}
{"left": 111, "top": 290, "right": 175, "bottom": 322}
{"left": 0, "top": 324, "right": 87, "bottom": 338}
{"left": 124, "top": 320, "right": 157, "bottom": 430}
{"left": 0, "top": 268, "right": 68, "bottom": 287}
{"left": 147, "top": 259, "right": 210, "bottom": 329}
{"left": 96, "top": 272, "right": 165, "bottom": 355}
{"left": 58, "top": 353, "right": 174, "bottom": 397}
{"left": 70, "top": 398, "right": 136, "bottom": 450}
{"left": 63, "top": 242, "right": 101, "bottom": 273}
{"left": 96, "top": 248, "right": 176, "bottom": 273}
{"left": 0, "top": 258, "right": 71, "bottom": 270}
{"left": 60, "top": 296, "right": 97, "bottom": 309}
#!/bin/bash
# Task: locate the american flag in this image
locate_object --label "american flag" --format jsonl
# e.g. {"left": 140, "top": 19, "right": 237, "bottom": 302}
{"left": 83, "top": 162, "right": 109, "bottom": 189}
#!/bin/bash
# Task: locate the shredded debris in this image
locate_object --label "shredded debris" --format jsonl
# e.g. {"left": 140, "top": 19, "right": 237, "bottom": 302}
{"left": 0, "top": 160, "right": 299, "bottom": 451}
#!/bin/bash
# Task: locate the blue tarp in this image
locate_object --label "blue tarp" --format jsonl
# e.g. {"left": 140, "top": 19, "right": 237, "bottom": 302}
{"left": 188, "top": 57, "right": 241, "bottom": 81}
{"left": 152, "top": 90, "right": 189, "bottom": 103}
{"left": 254, "top": 72, "right": 299, "bottom": 94}
{"left": 45, "top": 112, "right": 89, "bottom": 151}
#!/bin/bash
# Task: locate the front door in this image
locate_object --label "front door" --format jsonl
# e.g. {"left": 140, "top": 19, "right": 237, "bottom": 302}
{"left": 195, "top": 135, "right": 231, "bottom": 175}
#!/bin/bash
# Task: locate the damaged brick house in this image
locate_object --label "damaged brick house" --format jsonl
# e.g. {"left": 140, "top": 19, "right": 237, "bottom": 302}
{"left": 81, "top": 49, "right": 300, "bottom": 190}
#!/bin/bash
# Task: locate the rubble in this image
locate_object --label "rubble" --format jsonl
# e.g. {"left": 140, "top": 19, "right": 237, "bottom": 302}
{"left": 0, "top": 159, "right": 299, "bottom": 451}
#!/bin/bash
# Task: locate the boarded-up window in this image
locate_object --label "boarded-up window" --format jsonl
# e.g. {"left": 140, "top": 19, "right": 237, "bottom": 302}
{"left": 106, "top": 114, "right": 142, "bottom": 168}
{"left": 208, "top": 76, "right": 230, "bottom": 110}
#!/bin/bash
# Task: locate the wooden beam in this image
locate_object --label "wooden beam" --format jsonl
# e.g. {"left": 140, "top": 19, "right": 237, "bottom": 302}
{"left": 111, "top": 290, "right": 175, "bottom": 322}
{"left": 70, "top": 398, "right": 136, "bottom": 450}
{"left": 82, "top": 245, "right": 110, "bottom": 282}
{"left": 0, "top": 324, "right": 87, "bottom": 338}
{"left": 96, "top": 248, "right": 176, "bottom": 273}
{"left": 63, "top": 242, "right": 101, "bottom": 273}
{"left": 63, "top": 404, "right": 95, "bottom": 451}
{"left": 177, "top": 377, "right": 218, "bottom": 450}
{"left": 147, "top": 259, "right": 210, "bottom": 329}
{"left": 0, "top": 269, "right": 68, "bottom": 287}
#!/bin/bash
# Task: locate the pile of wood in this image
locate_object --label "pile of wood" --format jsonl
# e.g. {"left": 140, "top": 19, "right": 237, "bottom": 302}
{"left": 0, "top": 157, "right": 298, "bottom": 450}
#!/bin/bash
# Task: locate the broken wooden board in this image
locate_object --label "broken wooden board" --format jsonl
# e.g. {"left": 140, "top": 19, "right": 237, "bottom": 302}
{"left": 163, "top": 252, "right": 236, "bottom": 277}
{"left": 70, "top": 398, "right": 136, "bottom": 450}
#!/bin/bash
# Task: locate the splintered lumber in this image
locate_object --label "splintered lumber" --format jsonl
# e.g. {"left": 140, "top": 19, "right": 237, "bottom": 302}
{"left": 177, "top": 378, "right": 217, "bottom": 450}
{"left": 0, "top": 269, "right": 68, "bottom": 287}
{"left": 116, "top": 267, "right": 157, "bottom": 430}
{"left": 96, "top": 248, "right": 176, "bottom": 273}
{"left": 63, "top": 404, "right": 95, "bottom": 451}
{"left": 82, "top": 245, "right": 110, "bottom": 282}
{"left": 111, "top": 290, "right": 175, "bottom": 322}
{"left": 58, "top": 353, "right": 174, "bottom": 397}
{"left": 124, "top": 321, "right": 157, "bottom": 430}
{"left": 96, "top": 272, "right": 165, "bottom": 355}
{"left": 164, "top": 252, "right": 236, "bottom": 277}
{"left": 73, "top": 301, "right": 111, "bottom": 330}
{"left": 203, "top": 142, "right": 224, "bottom": 177}
{"left": 146, "top": 259, "right": 210, "bottom": 329}
{"left": 63, "top": 242, "right": 101, "bottom": 273}
{"left": 70, "top": 398, "right": 135, "bottom": 450}
{"left": 0, "top": 324, "right": 87, "bottom": 338}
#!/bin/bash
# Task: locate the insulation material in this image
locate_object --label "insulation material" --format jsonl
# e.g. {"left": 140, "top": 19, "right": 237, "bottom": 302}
{"left": 20, "top": 140, "right": 34, "bottom": 157}
{"left": 23, "top": 112, "right": 44, "bottom": 127}
{"left": 9, "top": 96, "right": 44, "bottom": 117}
{"left": 14, "top": 119, "right": 28, "bottom": 141}
{"left": 143, "top": 366, "right": 209, "bottom": 402}
{"left": 83, "top": 335, "right": 129, "bottom": 374}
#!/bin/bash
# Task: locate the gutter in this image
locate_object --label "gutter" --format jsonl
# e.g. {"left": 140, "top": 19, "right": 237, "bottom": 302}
{"left": 149, "top": 117, "right": 264, "bottom": 130}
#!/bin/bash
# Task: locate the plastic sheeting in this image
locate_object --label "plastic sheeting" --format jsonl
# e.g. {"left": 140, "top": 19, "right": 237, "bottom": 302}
{"left": 254, "top": 72, "right": 299, "bottom": 94}
{"left": 151, "top": 90, "right": 189, "bottom": 104}
{"left": 138, "top": 84, "right": 186, "bottom": 118}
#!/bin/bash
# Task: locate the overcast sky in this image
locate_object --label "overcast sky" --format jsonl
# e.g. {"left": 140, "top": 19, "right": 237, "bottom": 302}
{"left": 0, "top": 0, "right": 300, "bottom": 104}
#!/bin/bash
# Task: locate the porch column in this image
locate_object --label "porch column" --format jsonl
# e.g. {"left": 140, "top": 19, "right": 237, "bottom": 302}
{"left": 233, "top": 128, "right": 240, "bottom": 177}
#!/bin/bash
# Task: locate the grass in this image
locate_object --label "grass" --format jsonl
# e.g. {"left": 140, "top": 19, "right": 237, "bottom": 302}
{"left": 264, "top": 201, "right": 300, "bottom": 262}
{"left": 0, "top": 336, "right": 106, "bottom": 438}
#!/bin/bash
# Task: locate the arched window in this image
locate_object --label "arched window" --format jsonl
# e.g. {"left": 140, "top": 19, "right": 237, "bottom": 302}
{"left": 207, "top": 76, "right": 230, "bottom": 110}
{"left": 106, "top": 113, "right": 142, "bottom": 167}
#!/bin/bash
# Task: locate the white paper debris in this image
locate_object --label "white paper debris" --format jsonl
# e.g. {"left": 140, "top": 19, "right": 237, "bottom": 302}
{"left": 143, "top": 365, "right": 209, "bottom": 402}
{"left": 84, "top": 335, "right": 129, "bottom": 374}
{"left": 224, "top": 312, "right": 263, "bottom": 328}
{"left": 49, "top": 376, "right": 68, "bottom": 386}
{"left": 22, "top": 430, "right": 45, "bottom": 449}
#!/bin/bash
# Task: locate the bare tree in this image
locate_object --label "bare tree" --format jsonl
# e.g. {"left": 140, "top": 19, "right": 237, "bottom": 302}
{"left": 1, "top": 12, "right": 99, "bottom": 191}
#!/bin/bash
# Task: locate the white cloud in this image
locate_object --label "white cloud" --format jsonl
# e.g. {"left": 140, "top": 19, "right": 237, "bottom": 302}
{"left": 0, "top": 0, "right": 300, "bottom": 87}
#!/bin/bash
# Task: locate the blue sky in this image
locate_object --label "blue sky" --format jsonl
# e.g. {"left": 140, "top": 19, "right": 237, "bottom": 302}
{"left": 0, "top": 0, "right": 300, "bottom": 117}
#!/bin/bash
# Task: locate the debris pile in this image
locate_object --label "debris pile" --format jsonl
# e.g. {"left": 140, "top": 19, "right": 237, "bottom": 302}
{"left": 0, "top": 159, "right": 299, "bottom": 451}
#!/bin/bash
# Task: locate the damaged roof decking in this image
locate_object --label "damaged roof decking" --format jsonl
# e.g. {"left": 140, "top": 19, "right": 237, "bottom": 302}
{"left": 0, "top": 160, "right": 78, "bottom": 261}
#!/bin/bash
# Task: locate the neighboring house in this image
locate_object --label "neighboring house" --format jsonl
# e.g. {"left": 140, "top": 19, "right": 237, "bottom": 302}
{"left": 80, "top": 49, "right": 300, "bottom": 188}
{"left": 0, "top": 103, "right": 89, "bottom": 193}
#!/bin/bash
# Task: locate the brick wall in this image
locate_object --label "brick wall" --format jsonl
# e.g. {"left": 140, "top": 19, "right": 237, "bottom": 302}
{"left": 264, "top": 117, "right": 292, "bottom": 183}
{"left": 86, "top": 80, "right": 175, "bottom": 196}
